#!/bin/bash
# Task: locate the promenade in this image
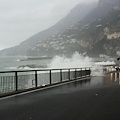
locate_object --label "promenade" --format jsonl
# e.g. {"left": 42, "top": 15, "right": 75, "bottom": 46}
{"left": 0, "top": 72, "right": 120, "bottom": 120}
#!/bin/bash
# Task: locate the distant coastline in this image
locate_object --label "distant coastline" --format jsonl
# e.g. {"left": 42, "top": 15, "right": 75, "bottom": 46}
{"left": 18, "top": 64, "right": 47, "bottom": 69}
{"left": 20, "top": 56, "right": 52, "bottom": 61}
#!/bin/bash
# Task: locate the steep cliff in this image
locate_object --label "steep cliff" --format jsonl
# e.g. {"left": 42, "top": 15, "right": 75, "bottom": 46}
{"left": 27, "top": 0, "right": 120, "bottom": 57}
{"left": 98, "top": 0, "right": 119, "bottom": 8}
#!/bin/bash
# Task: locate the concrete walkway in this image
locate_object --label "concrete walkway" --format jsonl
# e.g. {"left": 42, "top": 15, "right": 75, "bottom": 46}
{"left": 0, "top": 72, "right": 120, "bottom": 120}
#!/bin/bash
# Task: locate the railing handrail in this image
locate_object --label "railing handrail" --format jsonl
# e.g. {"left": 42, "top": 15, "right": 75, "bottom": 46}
{"left": 0, "top": 67, "right": 91, "bottom": 73}
{"left": 0, "top": 67, "right": 91, "bottom": 97}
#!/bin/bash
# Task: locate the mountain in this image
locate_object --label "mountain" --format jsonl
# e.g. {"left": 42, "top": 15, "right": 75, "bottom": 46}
{"left": 26, "top": 0, "right": 120, "bottom": 57}
{"left": 0, "top": 2, "right": 97, "bottom": 56}
{"left": 88, "top": 10, "right": 120, "bottom": 57}
{"left": 98, "top": 0, "right": 119, "bottom": 8}
{"left": 1, "top": 0, "right": 120, "bottom": 57}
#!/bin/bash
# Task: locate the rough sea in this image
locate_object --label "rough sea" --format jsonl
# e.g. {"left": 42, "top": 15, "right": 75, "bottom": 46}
{"left": 0, "top": 56, "right": 51, "bottom": 71}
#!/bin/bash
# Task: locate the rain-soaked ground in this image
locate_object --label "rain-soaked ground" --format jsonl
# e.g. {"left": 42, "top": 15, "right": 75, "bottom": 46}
{"left": 0, "top": 72, "right": 120, "bottom": 120}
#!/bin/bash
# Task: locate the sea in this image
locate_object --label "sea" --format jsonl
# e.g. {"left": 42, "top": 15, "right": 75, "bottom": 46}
{"left": 0, "top": 55, "right": 116, "bottom": 93}
{"left": 0, "top": 56, "right": 51, "bottom": 71}
{"left": 0, "top": 55, "right": 116, "bottom": 72}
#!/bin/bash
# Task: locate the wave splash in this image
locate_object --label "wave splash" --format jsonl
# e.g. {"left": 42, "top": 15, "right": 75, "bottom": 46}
{"left": 48, "top": 52, "right": 93, "bottom": 69}
{"left": 48, "top": 52, "right": 116, "bottom": 76}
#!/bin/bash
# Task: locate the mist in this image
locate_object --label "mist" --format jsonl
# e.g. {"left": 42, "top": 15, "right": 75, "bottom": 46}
{"left": 48, "top": 52, "right": 93, "bottom": 68}
{"left": 48, "top": 52, "right": 105, "bottom": 76}
{"left": 0, "top": 0, "right": 99, "bottom": 50}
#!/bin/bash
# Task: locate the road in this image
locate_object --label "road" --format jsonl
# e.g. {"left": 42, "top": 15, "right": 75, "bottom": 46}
{"left": 0, "top": 72, "right": 120, "bottom": 120}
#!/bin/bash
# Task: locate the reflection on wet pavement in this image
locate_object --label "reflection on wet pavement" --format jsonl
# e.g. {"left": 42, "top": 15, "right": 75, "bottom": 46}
{"left": 105, "top": 72, "right": 120, "bottom": 85}
{"left": 55, "top": 72, "right": 120, "bottom": 93}
{"left": 35, "top": 72, "right": 120, "bottom": 95}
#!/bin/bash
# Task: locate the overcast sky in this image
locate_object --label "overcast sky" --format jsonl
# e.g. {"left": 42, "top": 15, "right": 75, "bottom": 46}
{"left": 0, "top": 0, "right": 98, "bottom": 50}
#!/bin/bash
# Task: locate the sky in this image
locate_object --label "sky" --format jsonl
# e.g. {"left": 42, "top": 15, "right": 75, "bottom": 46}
{"left": 0, "top": 0, "right": 98, "bottom": 50}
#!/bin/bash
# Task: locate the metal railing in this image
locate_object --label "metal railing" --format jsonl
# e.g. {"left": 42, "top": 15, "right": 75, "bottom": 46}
{"left": 0, "top": 67, "right": 91, "bottom": 94}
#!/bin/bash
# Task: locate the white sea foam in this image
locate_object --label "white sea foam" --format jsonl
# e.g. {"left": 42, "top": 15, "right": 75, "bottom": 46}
{"left": 48, "top": 52, "right": 117, "bottom": 76}
{"left": 48, "top": 52, "right": 105, "bottom": 76}
{"left": 91, "top": 65, "right": 104, "bottom": 76}
{"left": 15, "top": 59, "right": 20, "bottom": 62}
{"left": 6, "top": 67, "right": 17, "bottom": 70}
{"left": 48, "top": 52, "right": 93, "bottom": 69}
{"left": 95, "top": 61, "right": 115, "bottom": 66}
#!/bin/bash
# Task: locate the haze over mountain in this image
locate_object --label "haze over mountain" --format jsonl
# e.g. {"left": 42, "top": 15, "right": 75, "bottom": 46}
{"left": 0, "top": 2, "right": 97, "bottom": 56}
{"left": 0, "top": 0, "right": 120, "bottom": 57}
{"left": 27, "top": 0, "right": 120, "bottom": 57}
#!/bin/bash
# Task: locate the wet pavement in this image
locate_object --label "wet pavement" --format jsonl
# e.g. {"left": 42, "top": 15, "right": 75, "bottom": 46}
{"left": 0, "top": 72, "right": 120, "bottom": 120}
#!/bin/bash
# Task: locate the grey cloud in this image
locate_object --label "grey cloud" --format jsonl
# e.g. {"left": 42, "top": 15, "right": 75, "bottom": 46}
{"left": 0, "top": 0, "right": 98, "bottom": 50}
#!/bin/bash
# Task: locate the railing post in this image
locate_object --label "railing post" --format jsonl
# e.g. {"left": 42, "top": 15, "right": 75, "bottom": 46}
{"left": 79, "top": 69, "right": 81, "bottom": 78}
{"left": 89, "top": 68, "right": 91, "bottom": 76}
{"left": 68, "top": 69, "right": 70, "bottom": 80}
{"left": 75, "top": 69, "right": 76, "bottom": 79}
{"left": 81, "top": 68, "right": 83, "bottom": 78}
{"left": 50, "top": 70, "right": 52, "bottom": 84}
{"left": 60, "top": 69, "right": 62, "bottom": 82}
{"left": 15, "top": 71, "right": 18, "bottom": 91}
{"left": 35, "top": 71, "right": 38, "bottom": 87}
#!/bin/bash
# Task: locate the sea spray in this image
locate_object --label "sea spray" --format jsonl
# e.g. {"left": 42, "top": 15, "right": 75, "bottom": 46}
{"left": 48, "top": 52, "right": 93, "bottom": 69}
{"left": 48, "top": 52, "right": 104, "bottom": 76}
{"left": 95, "top": 61, "right": 115, "bottom": 66}
{"left": 91, "top": 65, "right": 104, "bottom": 76}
